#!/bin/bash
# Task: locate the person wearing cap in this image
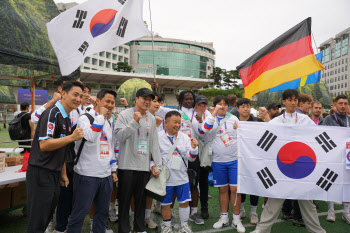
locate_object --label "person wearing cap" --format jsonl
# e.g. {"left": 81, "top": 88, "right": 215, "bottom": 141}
{"left": 193, "top": 95, "right": 212, "bottom": 219}
{"left": 267, "top": 103, "right": 281, "bottom": 120}
{"left": 115, "top": 88, "right": 162, "bottom": 233}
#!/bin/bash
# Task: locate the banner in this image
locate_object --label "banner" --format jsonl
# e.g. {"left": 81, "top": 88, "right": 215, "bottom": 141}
{"left": 237, "top": 122, "right": 350, "bottom": 202}
{"left": 47, "top": 0, "right": 151, "bottom": 75}
{"left": 17, "top": 89, "right": 48, "bottom": 105}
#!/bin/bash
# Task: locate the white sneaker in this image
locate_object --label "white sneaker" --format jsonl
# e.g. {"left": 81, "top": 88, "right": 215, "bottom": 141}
{"left": 231, "top": 218, "right": 246, "bottom": 233}
{"left": 250, "top": 212, "right": 259, "bottom": 225}
{"left": 240, "top": 209, "right": 246, "bottom": 219}
{"left": 105, "top": 223, "right": 114, "bottom": 233}
{"left": 161, "top": 224, "right": 173, "bottom": 233}
{"left": 153, "top": 204, "right": 161, "bottom": 215}
{"left": 45, "top": 221, "right": 55, "bottom": 233}
{"left": 109, "top": 208, "right": 118, "bottom": 222}
{"left": 342, "top": 212, "right": 350, "bottom": 224}
{"left": 326, "top": 209, "right": 335, "bottom": 222}
{"left": 145, "top": 217, "right": 158, "bottom": 229}
{"left": 178, "top": 224, "right": 193, "bottom": 233}
{"left": 213, "top": 216, "right": 229, "bottom": 229}
{"left": 251, "top": 230, "right": 261, "bottom": 233}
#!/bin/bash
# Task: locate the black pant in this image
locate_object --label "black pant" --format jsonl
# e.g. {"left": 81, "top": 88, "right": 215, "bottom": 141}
{"left": 118, "top": 169, "right": 150, "bottom": 233}
{"left": 199, "top": 166, "right": 210, "bottom": 209}
{"left": 55, "top": 166, "right": 74, "bottom": 232}
{"left": 26, "top": 165, "right": 60, "bottom": 233}
{"left": 282, "top": 199, "right": 302, "bottom": 219}
{"left": 241, "top": 194, "right": 259, "bottom": 206}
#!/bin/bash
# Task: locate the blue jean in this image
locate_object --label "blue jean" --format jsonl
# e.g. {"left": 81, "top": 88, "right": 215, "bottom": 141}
{"left": 67, "top": 173, "right": 112, "bottom": 233}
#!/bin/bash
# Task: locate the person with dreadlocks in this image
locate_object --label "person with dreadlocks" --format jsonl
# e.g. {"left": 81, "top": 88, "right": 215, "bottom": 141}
{"left": 177, "top": 90, "right": 205, "bottom": 225}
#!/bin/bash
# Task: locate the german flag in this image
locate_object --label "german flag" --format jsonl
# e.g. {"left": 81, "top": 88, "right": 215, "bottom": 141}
{"left": 237, "top": 17, "right": 324, "bottom": 99}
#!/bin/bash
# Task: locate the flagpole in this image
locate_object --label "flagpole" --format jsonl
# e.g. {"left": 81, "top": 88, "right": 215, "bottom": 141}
{"left": 148, "top": 0, "right": 156, "bottom": 82}
{"left": 312, "top": 32, "right": 319, "bottom": 54}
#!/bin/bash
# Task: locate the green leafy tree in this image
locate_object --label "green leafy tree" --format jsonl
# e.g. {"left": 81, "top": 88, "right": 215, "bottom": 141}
{"left": 209, "top": 67, "right": 225, "bottom": 88}
{"left": 114, "top": 62, "right": 133, "bottom": 72}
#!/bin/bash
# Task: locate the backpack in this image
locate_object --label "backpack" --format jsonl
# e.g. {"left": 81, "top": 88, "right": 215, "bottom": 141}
{"left": 8, "top": 113, "right": 30, "bottom": 140}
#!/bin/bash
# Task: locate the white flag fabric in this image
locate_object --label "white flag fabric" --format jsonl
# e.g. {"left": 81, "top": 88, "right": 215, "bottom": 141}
{"left": 47, "top": 0, "right": 151, "bottom": 75}
{"left": 237, "top": 122, "right": 350, "bottom": 202}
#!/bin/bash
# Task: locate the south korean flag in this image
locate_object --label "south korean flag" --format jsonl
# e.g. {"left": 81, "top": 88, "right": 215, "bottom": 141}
{"left": 47, "top": 0, "right": 151, "bottom": 75}
{"left": 237, "top": 122, "right": 350, "bottom": 202}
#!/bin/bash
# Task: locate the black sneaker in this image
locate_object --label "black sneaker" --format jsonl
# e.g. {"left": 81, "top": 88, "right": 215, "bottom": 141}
{"left": 293, "top": 218, "right": 305, "bottom": 227}
{"left": 281, "top": 213, "right": 293, "bottom": 220}
{"left": 201, "top": 208, "right": 209, "bottom": 219}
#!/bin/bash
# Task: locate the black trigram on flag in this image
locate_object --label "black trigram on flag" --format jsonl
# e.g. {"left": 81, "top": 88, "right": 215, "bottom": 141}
{"left": 257, "top": 167, "right": 277, "bottom": 189}
{"left": 117, "top": 17, "right": 128, "bottom": 38}
{"left": 118, "top": 0, "right": 127, "bottom": 5}
{"left": 316, "top": 168, "right": 338, "bottom": 191}
{"left": 257, "top": 130, "right": 277, "bottom": 152}
{"left": 315, "top": 132, "right": 337, "bottom": 153}
{"left": 78, "top": 41, "right": 89, "bottom": 55}
{"left": 73, "top": 10, "right": 87, "bottom": 29}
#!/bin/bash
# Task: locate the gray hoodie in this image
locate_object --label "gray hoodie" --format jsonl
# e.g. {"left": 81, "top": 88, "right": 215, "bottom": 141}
{"left": 115, "top": 108, "right": 161, "bottom": 171}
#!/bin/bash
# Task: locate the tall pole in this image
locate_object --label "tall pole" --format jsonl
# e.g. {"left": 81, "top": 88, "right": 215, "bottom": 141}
{"left": 30, "top": 72, "right": 35, "bottom": 140}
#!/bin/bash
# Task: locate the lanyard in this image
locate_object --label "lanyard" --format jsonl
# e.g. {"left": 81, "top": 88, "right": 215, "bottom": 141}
{"left": 190, "top": 109, "right": 195, "bottom": 122}
{"left": 167, "top": 135, "right": 180, "bottom": 154}
{"left": 283, "top": 112, "right": 298, "bottom": 123}
{"left": 134, "top": 108, "right": 149, "bottom": 137}
{"left": 216, "top": 116, "right": 227, "bottom": 130}
{"left": 333, "top": 113, "right": 349, "bottom": 127}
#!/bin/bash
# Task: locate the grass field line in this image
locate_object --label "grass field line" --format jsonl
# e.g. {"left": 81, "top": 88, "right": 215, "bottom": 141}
{"left": 195, "top": 209, "right": 344, "bottom": 233}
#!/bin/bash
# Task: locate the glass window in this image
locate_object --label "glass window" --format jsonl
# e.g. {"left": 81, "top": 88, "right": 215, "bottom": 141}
{"left": 342, "top": 67, "right": 344, "bottom": 72}
{"left": 118, "top": 56, "right": 123, "bottom": 61}
{"left": 106, "top": 62, "right": 110, "bottom": 68}
{"left": 106, "top": 52, "right": 110, "bottom": 58}
{"left": 342, "top": 37, "right": 348, "bottom": 55}
{"left": 331, "top": 48, "right": 335, "bottom": 60}
{"left": 124, "top": 57, "right": 129, "bottom": 63}
{"left": 346, "top": 74, "right": 348, "bottom": 79}
{"left": 119, "top": 47, "right": 123, "bottom": 53}
{"left": 346, "top": 66, "right": 348, "bottom": 71}
{"left": 346, "top": 82, "right": 348, "bottom": 87}
{"left": 341, "top": 83, "right": 343, "bottom": 88}
{"left": 343, "top": 59, "right": 344, "bottom": 64}
{"left": 335, "top": 70, "right": 337, "bottom": 74}
{"left": 338, "top": 77, "right": 340, "bottom": 81}
{"left": 335, "top": 62, "right": 337, "bottom": 67}
{"left": 113, "top": 55, "right": 117, "bottom": 60}
{"left": 174, "top": 43, "right": 190, "bottom": 48}
{"left": 338, "top": 84, "right": 340, "bottom": 88}
{"left": 124, "top": 49, "right": 129, "bottom": 54}
{"left": 335, "top": 41, "right": 341, "bottom": 58}
{"left": 134, "top": 41, "right": 153, "bottom": 46}
{"left": 154, "top": 41, "right": 173, "bottom": 46}
{"left": 324, "top": 47, "right": 330, "bottom": 62}
{"left": 342, "top": 75, "right": 344, "bottom": 80}
{"left": 191, "top": 45, "right": 202, "bottom": 51}
{"left": 99, "top": 60, "right": 104, "bottom": 66}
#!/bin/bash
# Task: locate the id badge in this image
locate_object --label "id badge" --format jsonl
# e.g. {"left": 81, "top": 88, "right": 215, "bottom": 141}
{"left": 171, "top": 156, "right": 182, "bottom": 170}
{"left": 100, "top": 144, "right": 110, "bottom": 159}
{"left": 346, "top": 142, "right": 350, "bottom": 170}
{"left": 138, "top": 139, "right": 148, "bottom": 154}
{"left": 182, "top": 129, "right": 191, "bottom": 138}
{"left": 220, "top": 133, "right": 233, "bottom": 147}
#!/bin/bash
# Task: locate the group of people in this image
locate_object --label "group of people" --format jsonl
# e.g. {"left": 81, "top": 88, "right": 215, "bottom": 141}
{"left": 23, "top": 76, "right": 350, "bottom": 233}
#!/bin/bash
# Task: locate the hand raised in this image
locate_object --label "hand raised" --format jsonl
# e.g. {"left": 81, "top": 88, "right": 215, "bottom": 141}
{"left": 190, "top": 138, "right": 198, "bottom": 148}
{"left": 71, "top": 128, "right": 84, "bottom": 141}
{"left": 134, "top": 112, "right": 142, "bottom": 122}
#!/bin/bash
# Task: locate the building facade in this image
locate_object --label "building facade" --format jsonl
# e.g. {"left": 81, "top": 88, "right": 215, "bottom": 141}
{"left": 319, "top": 27, "right": 349, "bottom": 97}
{"left": 129, "top": 35, "right": 215, "bottom": 79}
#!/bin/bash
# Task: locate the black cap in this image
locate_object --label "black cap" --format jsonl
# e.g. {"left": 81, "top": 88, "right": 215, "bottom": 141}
{"left": 267, "top": 103, "right": 281, "bottom": 110}
{"left": 196, "top": 95, "right": 208, "bottom": 105}
{"left": 136, "top": 88, "right": 155, "bottom": 99}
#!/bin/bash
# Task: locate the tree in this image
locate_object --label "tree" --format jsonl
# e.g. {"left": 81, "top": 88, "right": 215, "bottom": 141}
{"left": 223, "top": 70, "right": 241, "bottom": 89}
{"left": 209, "top": 67, "right": 225, "bottom": 88}
{"left": 114, "top": 62, "right": 133, "bottom": 72}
